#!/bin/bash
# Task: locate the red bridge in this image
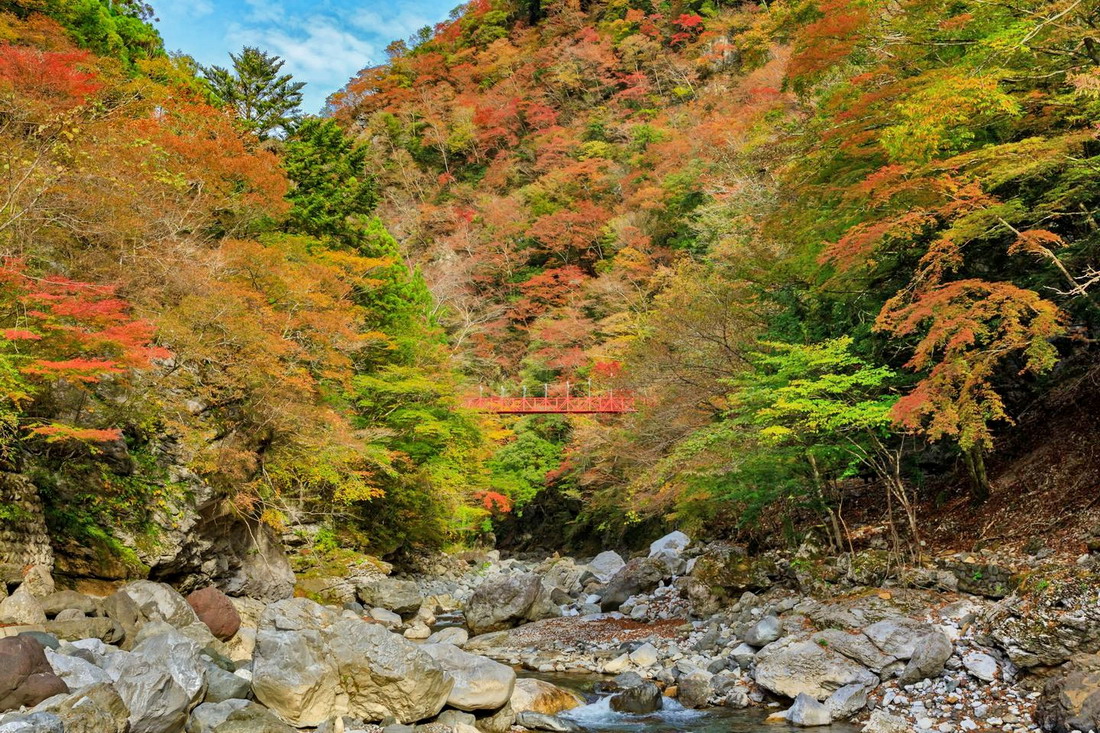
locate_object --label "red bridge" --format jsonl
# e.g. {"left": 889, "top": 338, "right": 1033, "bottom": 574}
{"left": 464, "top": 392, "right": 637, "bottom": 414}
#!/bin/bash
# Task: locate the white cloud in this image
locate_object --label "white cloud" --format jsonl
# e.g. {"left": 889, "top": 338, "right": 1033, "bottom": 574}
{"left": 164, "top": 0, "right": 458, "bottom": 113}
{"left": 229, "top": 17, "right": 378, "bottom": 86}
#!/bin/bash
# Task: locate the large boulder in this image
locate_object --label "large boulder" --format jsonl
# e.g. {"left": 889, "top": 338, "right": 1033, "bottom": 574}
{"left": 1036, "top": 653, "right": 1100, "bottom": 733}
{"left": 39, "top": 591, "right": 98, "bottom": 619}
{"left": 119, "top": 581, "right": 200, "bottom": 628}
{"left": 649, "top": 531, "right": 690, "bottom": 557}
{"left": 465, "top": 573, "right": 558, "bottom": 634}
{"left": 355, "top": 577, "right": 422, "bottom": 616}
{"left": 509, "top": 678, "right": 585, "bottom": 716}
{"left": 863, "top": 618, "right": 937, "bottom": 660}
{"left": 103, "top": 624, "right": 208, "bottom": 733}
{"left": 754, "top": 637, "right": 879, "bottom": 701}
{"left": 539, "top": 558, "right": 585, "bottom": 596}
{"left": 0, "top": 588, "right": 46, "bottom": 626}
{"left": 898, "top": 631, "right": 953, "bottom": 685}
{"left": 585, "top": 551, "right": 625, "bottom": 584}
{"left": 688, "top": 544, "right": 777, "bottom": 598}
{"left": 421, "top": 643, "right": 516, "bottom": 711}
{"left": 187, "top": 587, "right": 241, "bottom": 641}
{"left": 785, "top": 693, "right": 832, "bottom": 726}
{"left": 744, "top": 615, "right": 782, "bottom": 647}
{"left": 678, "top": 669, "right": 713, "bottom": 709}
{"left": 44, "top": 648, "right": 112, "bottom": 691}
{"left": 0, "top": 637, "right": 68, "bottom": 713}
{"left": 599, "top": 558, "right": 669, "bottom": 612}
{"left": 19, "top": 566, "right": 54, "bottom": 599}
{"left": 609, "top": 682, "right": 662, "bottom": 714}
{"left": 251, "top": 599, "right": 453, "bottom": 726}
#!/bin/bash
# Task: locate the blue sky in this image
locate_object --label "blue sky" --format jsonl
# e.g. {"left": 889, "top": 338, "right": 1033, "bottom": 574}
{"left": 154, "top": 0, "right": 460, "bottom": 113}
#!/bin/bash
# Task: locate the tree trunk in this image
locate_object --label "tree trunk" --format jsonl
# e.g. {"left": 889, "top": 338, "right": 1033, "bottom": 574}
{"left": 964, "top": 444, "right": 990, "bottom": 504}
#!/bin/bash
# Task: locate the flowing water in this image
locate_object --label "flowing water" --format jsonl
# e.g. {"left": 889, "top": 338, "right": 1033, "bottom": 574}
{"left": 524, "top": 672, "right": 861, "bottom": 733}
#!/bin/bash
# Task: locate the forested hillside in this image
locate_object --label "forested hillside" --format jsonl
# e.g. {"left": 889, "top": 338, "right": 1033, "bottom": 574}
{"left": 2, "top": 0, "right": 1098, "bottom": 570}
{"left": 330, "top": 0, "right": 1100, "bottom": 553}
{"left": 0, "top": 0, "right": 491, "bottom": 572}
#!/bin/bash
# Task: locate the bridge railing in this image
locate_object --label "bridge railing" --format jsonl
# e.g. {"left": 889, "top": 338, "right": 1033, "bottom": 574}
{"left": 463, "top": 393, "right": 637, "bottom": 414}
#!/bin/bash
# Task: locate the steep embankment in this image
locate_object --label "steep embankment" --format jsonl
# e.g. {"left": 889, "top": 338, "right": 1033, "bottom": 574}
{"left": 330, "top": 0, "right": 1100, "bottom": 554}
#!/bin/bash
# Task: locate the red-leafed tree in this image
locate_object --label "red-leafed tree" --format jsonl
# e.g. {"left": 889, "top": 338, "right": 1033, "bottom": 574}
{"left": 0, "top": 259, "right": 168, "bottom": 446}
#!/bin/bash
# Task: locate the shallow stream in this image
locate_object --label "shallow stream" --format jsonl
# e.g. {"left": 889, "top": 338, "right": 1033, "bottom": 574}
{"left": 524, "top": 672, "right": 861, "bottom": 733}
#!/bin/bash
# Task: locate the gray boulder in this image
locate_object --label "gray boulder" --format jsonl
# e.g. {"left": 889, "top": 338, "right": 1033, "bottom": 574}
{"left": 203, "top": 663, "right": 251, "bottom": 703}
{"left": 677, "top": 669, "right": 713, "bottom": 708}
{"left": 465, "top": 573, "right": 557, "bottom": 634}
{"left": 585, "top": 551, "right": 625, "bottom": 583}
{"left": 754, "top": 637, "right": 879, "bottom": 701}
{"left": 44, "top": 648, "right": 112, "bottom": 691}
{"left": 824, "top": 682, "right": 870, "bottom": 720}
{"left": 609, "top": 682, "right": 662, "bottom": 713}
{"left": 356, "top": 578, "right": 422, "bottom": 616}
{"left": 898, "top": 631, "right": 953, "bottom": 685}
{"left": 421, "top": 643, "right": 515, "bottom": 711}
{"left": 744, "top": 615, "right": 782, "bottom": 646}
{"left": 862, "top": 618, "right": 934, "bottom": 660}
{"left": 39, "top": 591, "right": 98, "bottom": 618}
{"left": 252, "top": 600, "right": 452, "bottom": 726}
{"left": 649, "top": 531, "right": 690, "bottom": 557}
{"left": 962, "top": 651, "right": 998, "bottom": 682}
{"left": 0, "top": 711, "right": 64, "bottom": 732}
{"left": 599, "top": 558, "right": 670, "bottom": 612}
{"left": 730, "top": 643, "right": 757, "bottom": 669}
{"left": 786, "top": 693, "right": 832, "bottom": 726}
{"left": 120, "top": 581, "right": 200, "bottom": 629}
{"left": 427, "top": 627, "right": 468, "bottom": 646}
{"left": 0, "top": 588, "right": 46, "bottom": 626}
{"left": 105, "top": 625, "right": 207, "bottom": 733}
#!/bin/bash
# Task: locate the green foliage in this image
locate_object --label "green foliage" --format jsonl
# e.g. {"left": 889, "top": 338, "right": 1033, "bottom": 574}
{"left": 486, "top": 419, "right": 564, "bottom": 509}
{"left": 284, "top": 118, "right": 378, "bottom": 244}
{"left": 203, "top": 47, "right": 305, "bottom": 139}
{"left": 738, "top": 337, "right": 899, "bottom": 450}
{"left": 6, "top": 0, "right": 164, "bottom": 65}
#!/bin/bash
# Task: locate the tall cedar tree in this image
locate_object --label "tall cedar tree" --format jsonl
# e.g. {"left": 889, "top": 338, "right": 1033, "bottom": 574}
{"left": 283, "top": 118, "right": 377, "bottom": 244}
{"left": 203, "top": 47, "right": 305, "bottom": 139}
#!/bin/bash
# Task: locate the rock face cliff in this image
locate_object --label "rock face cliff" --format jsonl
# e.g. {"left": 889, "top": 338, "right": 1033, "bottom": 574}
{"left": 0, "top": 473, "right": 53, "bottom": 581}
{"left": 9, "top": 451, "right": 294, "bottom": 602}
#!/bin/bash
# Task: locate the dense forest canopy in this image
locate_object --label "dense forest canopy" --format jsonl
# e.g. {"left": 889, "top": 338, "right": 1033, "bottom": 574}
{"left": 1, "top": 0, "right": 1097, "bottom": 560}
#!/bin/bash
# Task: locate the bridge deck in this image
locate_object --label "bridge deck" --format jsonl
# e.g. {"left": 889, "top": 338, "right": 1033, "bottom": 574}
{"left": 464, "top": 394, "right": 636, "bottom": 414}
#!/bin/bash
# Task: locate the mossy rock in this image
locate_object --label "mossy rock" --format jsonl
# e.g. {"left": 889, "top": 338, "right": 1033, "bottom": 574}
{"left": 52, "top": 531, "right": 149, "bottom": 582}
{"left": 690, "top": 544, "right": 779, "bottom": 597}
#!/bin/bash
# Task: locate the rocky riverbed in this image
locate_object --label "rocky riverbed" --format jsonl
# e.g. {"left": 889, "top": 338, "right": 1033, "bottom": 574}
{"left": 2, "top": 531, "right": 1100, "bottom": 732}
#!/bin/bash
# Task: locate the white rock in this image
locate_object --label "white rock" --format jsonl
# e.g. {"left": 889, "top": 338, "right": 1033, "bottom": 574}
{"left": 787, "top": 692, "right": 833, "bottom": 726}
{"left": 648, "top": 531, "right": 690, "bottom": 558}
{"left": 629, "top": 643, "right": 659, "bottom": 667}
{"left": 961, "top": 652, "right": 998, "bottom": 682}
{"left": 603, "top": 653, "right": 630, "bottom": 674}
{"left": 586, "top": 551, "right": 626, "bottom": 583}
